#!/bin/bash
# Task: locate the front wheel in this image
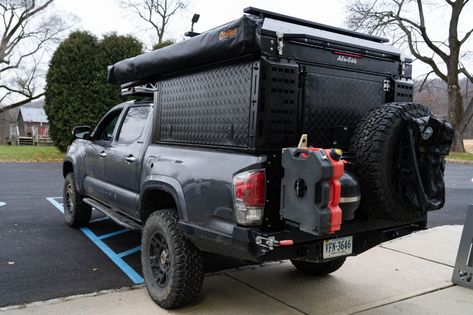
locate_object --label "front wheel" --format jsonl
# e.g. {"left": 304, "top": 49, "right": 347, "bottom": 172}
{"left": 63, "top": 173, "right": 91, "bottom": 227}
{"left": 141, "top": 209, "right": 203, "bottom": 309}
{"left": 291, "top": 257, "right": 346, "bottom": 276}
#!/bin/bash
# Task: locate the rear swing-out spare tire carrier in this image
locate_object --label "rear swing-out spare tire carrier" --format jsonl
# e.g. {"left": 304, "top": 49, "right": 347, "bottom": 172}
{"left": 350, "top": 102, "right": 453, "bottom": 221}
{"left": 279, "top": 102, "right": 453, "bottom": 237}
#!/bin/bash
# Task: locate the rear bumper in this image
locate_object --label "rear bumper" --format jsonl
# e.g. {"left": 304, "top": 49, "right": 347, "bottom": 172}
{"left": 179, "top": 217, "right": 426, "bottom": 262}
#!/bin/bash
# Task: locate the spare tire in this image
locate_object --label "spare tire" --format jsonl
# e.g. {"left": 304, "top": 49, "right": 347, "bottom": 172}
{"left": 350, "top": 102, "right": 431, "bottom": 221}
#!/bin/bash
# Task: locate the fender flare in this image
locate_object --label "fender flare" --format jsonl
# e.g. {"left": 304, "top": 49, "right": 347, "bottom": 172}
{"left": 63, "top": 157, "right": 74, "bottom": 176}
{"left": 139, "top": 175, "right": 188, "bottom": 222}
{"left": 63, "top": 157, "right": 82, "bottom": 191}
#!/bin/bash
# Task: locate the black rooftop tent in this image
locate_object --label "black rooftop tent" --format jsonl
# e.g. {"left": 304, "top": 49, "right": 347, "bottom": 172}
{"left": 107, "top": 15, "right": 261, "bottom": 85}
{"left": 107, "top": 7, "right": 394, "bottom": 86}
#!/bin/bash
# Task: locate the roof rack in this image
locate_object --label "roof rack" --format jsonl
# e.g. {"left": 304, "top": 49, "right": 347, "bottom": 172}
{"left": 243, "top": 7, "right": 389, "bottom": 43}
{"left": 121, "top": 82, "right": 158, "bottom": 96}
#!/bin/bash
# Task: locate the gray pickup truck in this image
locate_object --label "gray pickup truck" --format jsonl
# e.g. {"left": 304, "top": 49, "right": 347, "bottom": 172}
{"left": 62, "top": 7, "right": 453, "bottom": 309}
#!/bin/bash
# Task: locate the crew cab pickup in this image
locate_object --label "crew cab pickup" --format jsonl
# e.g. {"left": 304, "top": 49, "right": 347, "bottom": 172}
{"left": 63, "top": 7, "right": 452, "bottom": 309}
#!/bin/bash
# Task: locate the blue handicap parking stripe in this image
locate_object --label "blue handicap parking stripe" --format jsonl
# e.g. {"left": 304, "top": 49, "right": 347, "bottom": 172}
{"left": 80, "top": 228, "right": 144, "bottom": 284}
{"left": 118, "top": 246, "right": 142, "bottom": 258}
{"left": 98, "top": 229, "right": 129, "bottom": 240}
{"left": 46, "top": 197, "right": 144, "bottom": 284}
{"left": 46, "top": 197, "right": 65, "bottom": 214}
{"left": 90, "top": 216, "right": 109, "bottom": 223}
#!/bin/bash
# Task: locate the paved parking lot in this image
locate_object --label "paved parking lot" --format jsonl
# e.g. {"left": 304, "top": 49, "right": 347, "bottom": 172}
{"left": 0, "top": 162, "right": 472, "bottom": 308}
{"left": 0, "top": 163, "right": 133, "bottom": 307}
{"left": 47, "top": 197, "right": 143, "bottom": 284}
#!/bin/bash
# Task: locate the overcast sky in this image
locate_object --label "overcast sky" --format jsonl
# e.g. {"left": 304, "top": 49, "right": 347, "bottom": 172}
{"left": 54, "top": 0, "right": 347, "bottom": 41}
{"left": 50, "top": 0, "right": 473, "bottom": 79}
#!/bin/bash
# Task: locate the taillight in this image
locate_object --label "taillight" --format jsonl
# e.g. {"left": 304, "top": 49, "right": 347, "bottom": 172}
{"left": 233, "top": 169, "right": 266, "bottom": 225}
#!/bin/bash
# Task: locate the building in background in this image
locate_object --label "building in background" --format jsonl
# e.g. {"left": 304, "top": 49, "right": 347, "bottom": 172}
{"left": 17, "top": 107, "right": 49, "bottom": 137}
{"left": 0, "top": 99, "right": 51, "bottom": 145}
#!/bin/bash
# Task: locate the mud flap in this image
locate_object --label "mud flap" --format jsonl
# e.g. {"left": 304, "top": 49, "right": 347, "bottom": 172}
{"left": 280, "top": 148, "right": 342, "bottom": 235}
{"left": 396, "top": 107, "right": 453, "bottom": 211}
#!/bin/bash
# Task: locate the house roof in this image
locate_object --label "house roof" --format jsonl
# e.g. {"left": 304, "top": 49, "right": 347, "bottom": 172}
{"left": 19, "top": 107, "right": 48, "bottom": 123}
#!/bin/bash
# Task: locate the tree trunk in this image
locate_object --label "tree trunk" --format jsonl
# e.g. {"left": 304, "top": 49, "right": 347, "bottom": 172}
{"left": 447, "top": 79, "right": 465, "bottom": 152}
{"left": 452, "top": 130, "right": 465, "bottom": 152}
{"left": 456, "top": 92, "right": 473, "bottom": 153}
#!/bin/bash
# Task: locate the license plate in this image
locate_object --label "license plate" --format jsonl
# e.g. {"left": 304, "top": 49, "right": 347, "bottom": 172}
{"left": 323, "top": 236, "right": 353, "bottom": 259}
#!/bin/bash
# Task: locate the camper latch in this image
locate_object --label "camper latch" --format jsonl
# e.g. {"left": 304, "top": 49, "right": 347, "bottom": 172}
{"left": 276, "top": 32, "right": 284, "bottom": 55}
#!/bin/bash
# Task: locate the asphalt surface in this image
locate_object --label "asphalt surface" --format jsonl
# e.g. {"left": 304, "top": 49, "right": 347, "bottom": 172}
{"left": 0, "top": 162, "right": 471, "bottom": 307}
{"left": 428, "top": 162, "right": 473, "bottom": 227}
{"left": 0, "top": 163, "right": 132, "bottom": 307}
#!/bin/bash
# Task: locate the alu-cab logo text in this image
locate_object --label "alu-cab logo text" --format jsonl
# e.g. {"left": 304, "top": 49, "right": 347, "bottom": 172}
{"left": 337, "top": 55, "right": 357, "bottom": 64}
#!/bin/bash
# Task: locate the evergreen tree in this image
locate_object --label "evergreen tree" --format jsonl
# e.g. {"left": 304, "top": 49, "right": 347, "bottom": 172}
{"left": 152, "top": 39, "right": 174, "bottom": 50}
{"left": 45, "top": 31, "right": 143, "bottom": 151}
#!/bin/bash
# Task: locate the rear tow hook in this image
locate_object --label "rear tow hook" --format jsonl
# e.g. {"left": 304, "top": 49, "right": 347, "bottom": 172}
{"left": 255, "top": 236, "right": 294, "bottom": 251}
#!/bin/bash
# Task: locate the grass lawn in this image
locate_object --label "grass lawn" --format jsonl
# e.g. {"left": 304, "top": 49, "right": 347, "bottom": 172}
{"left": 1, "top": 143, "right": 472, "bottom": 163}
{"left": 0, "top": 145, "right": 64, "bottom": 162}
{"left": 447, "top": 152, "right": 473, "bottom": 162}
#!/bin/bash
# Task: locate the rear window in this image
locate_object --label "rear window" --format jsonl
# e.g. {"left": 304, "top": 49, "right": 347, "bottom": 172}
{"left": 117, "top": 106, "right": 150, "bottom": 143}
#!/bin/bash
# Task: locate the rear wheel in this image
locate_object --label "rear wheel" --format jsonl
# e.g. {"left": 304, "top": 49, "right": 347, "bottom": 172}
{"left": 141, "top": 209, "right": 203, "bottom": 309}
{"left": 63, "top": 173, "right": 91, "bottom": 227}
{"left": 291, "top": 257, "right": 346, "bottom": 276}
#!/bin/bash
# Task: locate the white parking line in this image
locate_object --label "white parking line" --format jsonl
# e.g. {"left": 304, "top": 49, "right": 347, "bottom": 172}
{"left": 0, "top": 202, "right": 6, "bottom": 207}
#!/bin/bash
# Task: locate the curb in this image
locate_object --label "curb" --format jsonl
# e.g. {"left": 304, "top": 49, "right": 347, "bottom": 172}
{"left": 0, "top": 285, "right": 143, "bottom": 312}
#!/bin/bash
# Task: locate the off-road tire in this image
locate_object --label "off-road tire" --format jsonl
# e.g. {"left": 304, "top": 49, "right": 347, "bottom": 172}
{"left": 291, "top": 257, "right": 346, "bottom": 276}
{"left": 141, "top": 209, "right": 203, "bottom": 309}
{"left": 63, "top": 172, "right": 92, "bottom": 227}
{"left": 350, "top": 102, "right": 431, "bottom": 221}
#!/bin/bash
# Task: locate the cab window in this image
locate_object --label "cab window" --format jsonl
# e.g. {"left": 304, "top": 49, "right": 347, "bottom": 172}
{"left": 93, "top": 109, "right": 122, "bottom": 141}
{"left": 116, "top": 106, "right": 151, "bottom": 143}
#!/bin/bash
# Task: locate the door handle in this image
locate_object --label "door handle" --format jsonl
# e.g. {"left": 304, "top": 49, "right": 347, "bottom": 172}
{"left": 99, "top": 151, "right": 107, "bottom": 158}
{"left": 126, "top": 155, "right": 136, "bottom": 163}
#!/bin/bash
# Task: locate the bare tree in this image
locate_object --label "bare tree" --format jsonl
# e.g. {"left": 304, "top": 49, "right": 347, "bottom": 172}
{"left": 347, "top": 0, "right": 473, "bottom": 152}
{"left": 0, "top": 0, "right": 68, "bottom": 114}
{"left": 120, "top": 0, "right": 187, "bottom": 45}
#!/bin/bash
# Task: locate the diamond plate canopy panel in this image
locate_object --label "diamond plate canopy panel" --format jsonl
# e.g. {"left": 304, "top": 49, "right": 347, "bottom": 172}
{"left": 159, "top": 62, "right": 253, "bottom": 147}
{"left": 303, "top": 72, "right": 384, "bottom": 148}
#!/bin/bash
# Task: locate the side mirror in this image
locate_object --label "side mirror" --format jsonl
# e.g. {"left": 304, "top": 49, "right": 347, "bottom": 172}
{"left": 72, "top": 126, "right": 92, "bottom": 140}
